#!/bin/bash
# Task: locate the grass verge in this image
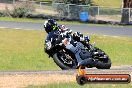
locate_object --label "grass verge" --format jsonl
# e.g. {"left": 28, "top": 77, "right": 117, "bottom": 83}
{"left": 93, "top": 0, "right": 121, "bottom": 8}
{"left": 0, "top": 17, "right": 97, "bottom": 25}
{"left": 26, "top": 82, "right": 132, "bottom": 88}
{"left": 1, "top": 17, "right": 131, "bottom": 28}
{"left": 0, "top": 28, "right": 132, "bottom": 70}
{"left": 0, "top": 17, "right": 86, "bottom": 25}
{"left": 0, "top": 28, "right": 60, "bottom": 70}
{"left": 0, "top": 17, "right": 44, "bottom": 23}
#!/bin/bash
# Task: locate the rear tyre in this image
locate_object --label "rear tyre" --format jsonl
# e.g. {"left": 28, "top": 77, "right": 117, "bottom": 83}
{"left": 93, "top": 48, "right": 111, "bottom": 69}
{"left": 96, "top": 58, "right": 111, "bottom": 69}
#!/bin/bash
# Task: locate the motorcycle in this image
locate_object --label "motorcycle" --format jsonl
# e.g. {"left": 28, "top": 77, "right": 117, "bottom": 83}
{"left": 44, "top": 30, "right": 111, "bottom": 70}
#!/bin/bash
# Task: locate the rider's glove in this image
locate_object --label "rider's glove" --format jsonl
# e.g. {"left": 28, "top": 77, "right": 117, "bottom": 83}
{"left": 73, "top": 32, "right": 83, "bottom": 41}
{"left": 67, "top": 29, "right": 72, "bottom": 34}
{"left": 84, "top": 36, "right": 90, "bottom": 42}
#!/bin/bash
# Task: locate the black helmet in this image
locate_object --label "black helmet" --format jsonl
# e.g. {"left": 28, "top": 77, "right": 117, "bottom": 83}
{"left": 44, "top": 19, "right": 57, "bottom": 33}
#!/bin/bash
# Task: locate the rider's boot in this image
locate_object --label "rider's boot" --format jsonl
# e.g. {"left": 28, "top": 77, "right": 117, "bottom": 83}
{"left": 77, "top": 58, "right": 98, "bottom": 68}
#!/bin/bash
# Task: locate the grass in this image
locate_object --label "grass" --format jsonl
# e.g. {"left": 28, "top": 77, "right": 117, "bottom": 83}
{"left": 0, "top": 28, "right": 60, "bottom": 71}
{"left": 0, "top": 16, "right": 84, "bottom": 24}
{"left": 93, "top": 0, "right": 122, "bottom": 8}
{"left": 99, "top": 7, "right": 121, "bottom": 15}
{"left": 0, "top": 17, "right": 109, "bottom": 26}
{"left": 33, "top": 0, "right": 52, "bottom": 2}
{"left": 26, "top": 82, "right": 132, "bottom": 88}
{"left": 0, "top": 17, "right": 100, "bottom": 26}
{"left": 33, "top": 0, "right": 122, "bottom": 8}
{"left": 0, "top": 17, "right": 44, "bottom": 23}
{"left": 0, "top": 17, "right": 100, "bottom": 25}
{"left": 0, "top": 17, "right": 82, "bottom": 24}
{"left": 1, "top": 17, "right": 132, "bottom": 28}
{"left": 0, "top": 28, "right": 132, "bottom": 70}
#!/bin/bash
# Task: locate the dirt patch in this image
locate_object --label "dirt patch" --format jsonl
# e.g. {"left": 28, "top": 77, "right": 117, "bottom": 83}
{"left": 0, "top": 74, "right": 76, "bottom": 88}
{"left": 0, "top": 3, "right": 13, "bottom": 10}
{"left": 35, "top": 8, "right": 58, "bottom": 15}
{"left": 0, "top": 3, "right": 57, "bottom": 16}
{"left": 95, "top": 15, "right": 121, "bottom": 22}
{"left": 0, "top": 71, "right": 131, "bottom": 88}
{"left": 0, "top": 70, "right": 131, "bottom": 88}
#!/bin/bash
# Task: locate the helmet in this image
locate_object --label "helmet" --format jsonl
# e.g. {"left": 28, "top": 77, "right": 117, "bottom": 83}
{"left": 44, "top": 19, "right": 57, "bottom": 33}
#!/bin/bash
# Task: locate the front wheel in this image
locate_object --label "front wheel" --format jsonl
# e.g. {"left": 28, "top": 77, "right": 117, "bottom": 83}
{"left": 53, "top": 50, "right": 77, "bottom": 70}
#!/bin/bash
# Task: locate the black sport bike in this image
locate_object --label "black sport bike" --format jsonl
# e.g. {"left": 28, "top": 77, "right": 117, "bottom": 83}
{"left": 44, "top": 31, "right": 111, "bottom": 70}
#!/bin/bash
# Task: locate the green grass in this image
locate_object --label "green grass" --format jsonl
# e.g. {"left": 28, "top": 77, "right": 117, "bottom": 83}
{"left": 33, "top": 0, "right": 122, "bottom": 8}
{"left": 0, "top": 17, "right": 94, "bottom": 26}
{"left": 90, "top": 35, "right": 132, "bottom": 66}
{"left": 0, "top": 17, "right": 81, "bottom": 24}
{"left": 99, "top": 7, "right": 121, "bottom": 15}
{"left": 31, "top": 0, "right": 121, "bottom": 7}
{"left": 33, "top": 0, "right": 52, "bottom": 2}
{"left": 0, "top": 17, "right": 85, "bottom": 25}
{"left": 93, "top": 0, "right": 122, "bottom": 8}
{"left": 0, "top": 17, "right": 44, "bottom": 23}
{"left": 26, "top": 82, "right": 132, "bottom": 88}
{"left": 0, "top": 28, "right": 60, "bottom": 71}
{"left": 1, "top": 17, "right": 131, "bottom": 28}
{"left": 0, "top": 17, "right": 108, "bottom": 26}
{"left": 0, "top": 28, "right": 132, "bottom": 70}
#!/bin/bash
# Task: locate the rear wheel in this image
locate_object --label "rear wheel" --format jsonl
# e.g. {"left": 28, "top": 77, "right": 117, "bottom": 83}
{"left": 53, "top": 50, "right": 77, "bottom": 70}
{"left": 92, "top": 48, "right": 111, "bottom": 69}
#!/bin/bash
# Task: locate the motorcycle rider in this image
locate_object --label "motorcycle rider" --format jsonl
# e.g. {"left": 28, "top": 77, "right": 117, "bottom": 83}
{"left": 44, "top": 19, "right": 98, "bottom": 68}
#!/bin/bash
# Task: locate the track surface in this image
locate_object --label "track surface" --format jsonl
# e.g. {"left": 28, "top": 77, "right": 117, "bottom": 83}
{"left": 0, "top": 21, "right": 132, "bottom": 37}
{"left": 0, "top": 66, "right": 132, "bottom": 88}
{"left": 1, "top": 66, "right": 132, "bottom": 75}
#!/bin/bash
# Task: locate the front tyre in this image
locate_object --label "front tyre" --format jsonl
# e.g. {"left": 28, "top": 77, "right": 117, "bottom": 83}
{"left": 53, "top": 50, "right": 77, "bottom": 70}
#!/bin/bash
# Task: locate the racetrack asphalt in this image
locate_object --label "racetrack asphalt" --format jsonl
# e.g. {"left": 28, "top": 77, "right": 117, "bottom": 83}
{"left": 0, "top": 21, "right": 132, "bottom": 37}
{"left": 1, "top": 66, "right": 132, "bottom": 75}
